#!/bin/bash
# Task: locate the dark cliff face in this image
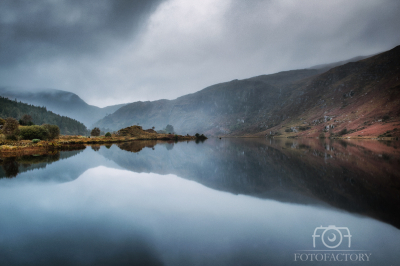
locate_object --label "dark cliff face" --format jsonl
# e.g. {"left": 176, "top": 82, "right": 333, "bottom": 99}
{"left": 94, "top": 45, "right": 400, "bottom": 137}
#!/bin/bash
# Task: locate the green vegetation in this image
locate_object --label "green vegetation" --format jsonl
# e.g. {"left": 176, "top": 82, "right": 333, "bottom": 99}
{"left": 42, "top": 124, "right": 60, "bottom": 139}
{"left": 32, "top": 139, "right": 40, "bottom": 143}
{"left": 0, "top": 96, "right": 87, "bottom": 135}
{"left": 19, "top": 124, "right": 60, "bottom": 140}
{"left": 105, "top": 132, "right": 112, "bottom": 137}
{"left": 20, "top": 125, "right": 49, "bottom": 140}
{"left": 195, "top": 133, "right": 207, "bottom": 140}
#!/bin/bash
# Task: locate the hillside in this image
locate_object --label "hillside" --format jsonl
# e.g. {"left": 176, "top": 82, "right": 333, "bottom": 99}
{"left": 94, "top": 45, "right": 400, "bottom": 137}
{"left": 0, "top": 96, "right": 87, "bottom": 135}
{"left": 251, "top": 45, "right": 400, "bottom": 138}
{"left": 0, "top": 87, "right": 126, "bottom": 127}
{"left": 94, "top": 69, "right": 320, "bottom": 134}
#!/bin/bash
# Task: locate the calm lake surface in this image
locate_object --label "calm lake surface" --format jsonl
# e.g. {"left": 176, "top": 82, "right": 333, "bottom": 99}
{"left": 0, "top": 138, "right": 399, "bottom": 266}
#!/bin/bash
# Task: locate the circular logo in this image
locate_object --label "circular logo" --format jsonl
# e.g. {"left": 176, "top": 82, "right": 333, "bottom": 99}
{"left": 321, "top": 228, "right": 343, "bottom": 248}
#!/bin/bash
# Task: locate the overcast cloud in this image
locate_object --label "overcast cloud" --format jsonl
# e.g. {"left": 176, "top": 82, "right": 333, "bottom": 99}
{"left": 1, "top": 0, "right": 399, "bottom": 107}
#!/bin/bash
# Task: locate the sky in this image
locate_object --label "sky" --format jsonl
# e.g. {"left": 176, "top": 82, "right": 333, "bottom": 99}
{"left": 1, "top": 0, "right": 400, "bottom": 107}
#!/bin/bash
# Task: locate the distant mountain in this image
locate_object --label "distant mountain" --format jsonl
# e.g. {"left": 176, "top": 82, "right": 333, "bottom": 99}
{"left": 0, "top": 87, "right": 126, "bottom": 127}
{"left": 94, "top": 45, "right": 400, "bottom": 138}
{"left": 94, "top": 69, "right": 321, "bottom": 134}
{"left": 308, "top": 54, "right": 374, "bottom": 73}
{"left": 0, "top": 96, "right": 87, "bottom": 135}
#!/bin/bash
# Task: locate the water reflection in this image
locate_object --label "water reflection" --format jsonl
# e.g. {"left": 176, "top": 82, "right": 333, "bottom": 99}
{"left": 0, "top": 150, "right": 83, "bottom": 179}
{"left": 1, "top": 138, "right": 400, "bottom": 265}
{"left": 0, "top": 146, "right": 121, "bottom": 184}
{"left": 0, "top": 166, "right": 399, "bottom": 265}
{"left": 98, "top": 138, "right": 400, "bottom": 229}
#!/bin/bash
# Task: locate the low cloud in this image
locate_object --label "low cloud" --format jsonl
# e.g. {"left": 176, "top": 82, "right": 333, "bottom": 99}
{"left": 1, "top": 0, "right": 399, "bottom": 106}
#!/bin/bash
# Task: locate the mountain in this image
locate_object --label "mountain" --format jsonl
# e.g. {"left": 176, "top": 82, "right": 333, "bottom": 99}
{"left": 0, "top": 96, "right": 87, "bottom": 135}
{"left": 94, "top": 45, "right": 400, "bottom": 137}
{"left": 94, "top": 69, "right": 321, "bottom": 134}
{"left": 307, "top": 54, "right": 373, "bottom": 73}
{"left": 251, "top": 45, "right": 400, "bottom": 138}
{"left": 0, "top": 87, "right": 126, "bottom": 127}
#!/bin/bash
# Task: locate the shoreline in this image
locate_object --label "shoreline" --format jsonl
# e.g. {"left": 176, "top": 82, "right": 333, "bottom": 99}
{"left": 218, "top": 135, "right": 399, "bottom": 140}
{"left": 0, "top": 134, "right": 196, "bottom": 157}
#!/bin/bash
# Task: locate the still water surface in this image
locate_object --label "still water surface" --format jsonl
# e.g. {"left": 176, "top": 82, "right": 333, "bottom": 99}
{"left": 0, "top": 138, "right": 399, "bottom": 265}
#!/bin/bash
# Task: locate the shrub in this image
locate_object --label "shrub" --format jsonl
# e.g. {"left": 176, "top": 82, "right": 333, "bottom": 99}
{"left": 195, "top": 133, "right": 207, "bottom": 140}
{"left": 105, "top": 132, "right": 112, "bottom": 137}
{"left": 91, "top": 127, "right": 100, "bottom": 136}
{"left": 42, "top": 124, "right": 60, "bottom": 140}
{"left": 319, "top": 132, "right": 325, "bottom": 138}
{"left": 165, "top": 125, "right": 174, "bottom": 134}
{"left": 382, "top": 115, "right": 390, "bottom": 122}
{"left": 339, "top": 128, "right": 348, "bottom": 136}
{"left": 19, "top": 114, "right": 35, "bottom": 126}
{"left": 299, "top": 126, "right": 311, "bottom": 131}
{"left": 32, "top": 139, "right": 40, "bottom": 143}
{"left": 3, "top": 117, "right": 20, "bottom": 140}
{"left": 19, "top": 125, "right": 49, "bottom": 140}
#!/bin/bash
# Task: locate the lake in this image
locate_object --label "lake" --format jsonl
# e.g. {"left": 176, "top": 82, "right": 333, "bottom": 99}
{"left": 0, "top": 138, "right": 399, "bottom": 265}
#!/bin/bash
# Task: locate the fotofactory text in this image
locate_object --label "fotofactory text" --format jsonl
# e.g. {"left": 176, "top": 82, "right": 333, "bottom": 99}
{"left": 294, "top": 225, "right": 372, "bottom": 262}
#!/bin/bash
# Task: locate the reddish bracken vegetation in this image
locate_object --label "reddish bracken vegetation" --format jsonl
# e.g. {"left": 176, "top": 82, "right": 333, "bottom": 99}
{"left": 251, "top": 45, "right": 400, "bottom": 139}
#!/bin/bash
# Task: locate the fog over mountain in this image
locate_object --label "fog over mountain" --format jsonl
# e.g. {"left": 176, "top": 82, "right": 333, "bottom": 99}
{"left": 0, "top": 87, "right": 126, "bottom": 127}
{"left": 1, "top": 0, "right": 399, "bottom": 106}
{"left": 93, "top": 45, "right": 400, "bottom": 138}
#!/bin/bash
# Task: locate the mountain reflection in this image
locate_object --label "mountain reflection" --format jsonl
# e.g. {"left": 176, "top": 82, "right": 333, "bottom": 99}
{"left": 1, "top": 138, "right": 399, "bottom": 229}
{"left": 101, "top": 138, "right": 400, "bottom": 229}
{"left": 0, "top": 149, "right": 85, "bottom": 181}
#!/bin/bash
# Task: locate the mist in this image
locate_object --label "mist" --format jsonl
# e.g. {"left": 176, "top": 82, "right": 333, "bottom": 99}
{"left": 1, "top": 0, "right": 399, "bottom": 107}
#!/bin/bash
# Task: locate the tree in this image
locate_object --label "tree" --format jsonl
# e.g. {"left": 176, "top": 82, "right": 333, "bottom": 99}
{"left": 3, "top": 117, "right": 20, "bottom": 140}
{"left": 165, "top": 124, "right": 174, "bottom": 134}
{"left": 91, "top": 127, "right": 101, "bottom": 136}
{"left": 42, "top": 124, "right": 60, "bottom": 140}
{"left": 20, "top": 114, "right": 33, "bottom": 125}
{"left": 105, "top": 132, "right": 111, "bottom": 137}
{"left": 19, "top": 125, "right": 49, "bottom": 140}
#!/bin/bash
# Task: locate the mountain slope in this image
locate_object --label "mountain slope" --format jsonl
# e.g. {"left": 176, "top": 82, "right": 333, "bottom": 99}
{"left": 0, "top": 88, "right": 126, "bottom": 127}
{"left": 0, "top": 96, "right": 87, "bottom": 135}
{"left": 94, "top": 69, "right": 320, "bottom": 134}
{"left": 251, "top": 45, "right": 400, "bottom": 138}
{"left": 95, "top": 45, "right": 400, "bottom": 137}
{"left": 308, "top": 54, "right": 374, "bottom": 73}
